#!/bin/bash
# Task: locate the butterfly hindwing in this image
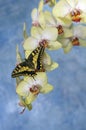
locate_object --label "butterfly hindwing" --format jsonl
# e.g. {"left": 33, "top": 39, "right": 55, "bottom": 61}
{"left": 12, "top": 61, "right": 36, "bottom": 78}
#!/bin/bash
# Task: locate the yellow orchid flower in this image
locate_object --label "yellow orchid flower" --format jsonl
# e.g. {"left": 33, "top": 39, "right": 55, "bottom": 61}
{"left": 23, "top": 26, "right": 62, "bottom": 51}
{"left": 58, "top": 25, "right": 86, "bottom": 53}
{"left": 44, "top": 11, "right": 72, "bottom": 37}
{"left": 16, "top": 72, "right": 53, "bottom": 108}
{"left": 53, "top": 0, "right": 86, "bottom": 24}
{"left": 16, "top": 77, "right": 32, "bottom": 113}
{"left": 31, "top": 0, "right": 45, "bottom": 28}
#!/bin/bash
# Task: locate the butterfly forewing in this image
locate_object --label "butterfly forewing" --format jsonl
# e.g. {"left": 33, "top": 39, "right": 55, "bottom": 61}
{"left": 27, "top": 46, "right": 42, "bottom": 69}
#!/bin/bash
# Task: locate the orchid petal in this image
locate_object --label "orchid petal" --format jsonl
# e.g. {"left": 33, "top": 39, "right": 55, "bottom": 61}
{"left": 23, "top": 36, "right": 38, "bottom": 51}
{"left": 79, "top": 39, "right": 86, "bottom": 47}
{"left": 52, "top": 0, "right": 70, "bottom": 18}
{"left": 42, "top": 27, "right": 58, "bottom": 41}
{"left": 56, "top": 17, "right": 72, "bottom": 27}
{"left": 77, "top": 0, "right": 86, "bottom": 12}
{"left": 44, "top": 62, "right": 59, "bottom": 71}
{"left": 31, "top": 26, "right": 42, "bottom": 40}
{"left": 73, "top": 25, "right": 86, "bottom": 39}
{"left": 66, "top": 0, "right": 78, "bottom": 8}
{"left": 40, "top": 84, "right": 53, "bottom": 94}
{"left": 38, "top": 12, "right": 46, "bottom": 29}
{"left": 63, "top": 27, "right": 73, "bottom": 38}
{"left": 48, "top": 41, "right": 62, "bottom": 50}
{"left": 63, "top": 42, "right": 73, "bottom": 53}
{"left": 16, "top": 80, "right": 30, "bottom": 97}
{"left": 24, "top": 72, "right": 48, "bottom": 87}
{"left": 38, "top": 0, "right": 44, "bottom": 12}
{"left": 81, "top": 13, "right": 86, "bottom": 23}
{"left": 25, "top": 93, "right": 37, "bottom": 104}
{"left": 44, "top": 11, "right": 56, "bottom": 26}
{"left": 16, "top": 77, "right": 22, "bottom": 86}
{"left": 31, "top": 8, "right": 38, "bottom": 22}
{"left": 43, "top": 52, "right": 51, "bottom": 65}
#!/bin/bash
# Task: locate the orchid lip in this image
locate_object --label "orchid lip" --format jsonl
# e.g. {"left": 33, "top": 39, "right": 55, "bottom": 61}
{"left": 30, "top": 85, "right": 40, "bottom": 95}
{"left": 57, "top": 25, "right": 64, "bottom": 35}
{"left": 70, "top": 9, "right": 81, "bottom": 22}
{"left": 72, "top": 37, "right": 80, "bottom": 46}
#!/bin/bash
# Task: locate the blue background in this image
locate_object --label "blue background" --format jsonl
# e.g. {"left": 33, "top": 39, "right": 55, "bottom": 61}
{"left": 0, "top": 0, "right": 86, "bottom": 130}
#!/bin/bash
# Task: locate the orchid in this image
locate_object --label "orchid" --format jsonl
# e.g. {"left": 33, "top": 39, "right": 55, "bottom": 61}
{"left": 31, "top": 0, "right": 45, "bottom": 28}
{"left": 16, "top": 48, "right": 53, "bottom": 112}
{"left": 58, "top": 25, "right": 86, "bottom": 53}
{"left": 53, "top": 0, "right": 86, "bottom": 24}
{"left": 23, "top": 26, "right": 62, "bottom": 51}
{"left": 12, "top": 0, "right": 86, "bottom": 113}
{"left": 16, "top": 72, "right": 53, "bottom": 106}
{"left": 44, "top": 11, "right": 72, "bottom": 37}
{"left": 16, "top": 77, "right": 32, "bottom": 113}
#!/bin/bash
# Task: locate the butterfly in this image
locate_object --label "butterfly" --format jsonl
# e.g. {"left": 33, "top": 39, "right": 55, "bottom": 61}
{"left": 11, "top": 45, "right": 45, "bottom": 78}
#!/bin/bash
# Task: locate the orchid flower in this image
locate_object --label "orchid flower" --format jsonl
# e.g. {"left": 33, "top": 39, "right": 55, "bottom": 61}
{"left": 16, "top": 72, "right": 53, "bottom": 106}
{"left": 15, "top": 46, "right": 54, "bottom": 112}
{"left": 23, "top": 26, "right": 62, "bottom": 51}
{"left": 31, "top": 0, "right": 45, "bottom": 28}
{"left": 16, "top": 77, "right": 32, "bottom": 113}
{"left": 58, "top": 25, "right": 86, "bottom": 53}
{"left": 53, "top": 0, "right": 86, "bottom": 24}
{"left": 44, "top": 11, "right": 72, "bottom": 37}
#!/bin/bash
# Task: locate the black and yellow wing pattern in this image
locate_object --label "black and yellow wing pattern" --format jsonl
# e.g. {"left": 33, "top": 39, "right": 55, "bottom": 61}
{"left": 11, "top": 45, "right": 45, "bottom": 78}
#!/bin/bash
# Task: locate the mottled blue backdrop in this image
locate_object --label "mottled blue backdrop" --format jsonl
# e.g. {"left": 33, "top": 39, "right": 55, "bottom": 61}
{"left": 0, "top": 0, "right": 86, "bottom": 130}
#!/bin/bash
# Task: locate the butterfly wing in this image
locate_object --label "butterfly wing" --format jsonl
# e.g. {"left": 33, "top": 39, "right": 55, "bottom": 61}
{"left": 36, "top": 45, "right": 45, "bottom": 71}
{"left": 11, "top": 61, "right": 36, "bottom": 78}
{"left": 11, "top": 45, "right": 45, "bottom": 78}
{"left": 27, "top": 46, "right": 42, "bottom": 69}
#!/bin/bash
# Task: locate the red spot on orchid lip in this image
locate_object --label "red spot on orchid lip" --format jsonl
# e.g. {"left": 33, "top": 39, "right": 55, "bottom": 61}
{"left": 30, "top": 85, "right": 40, "bottom": 95}
{"left": 39, "top": 39, "right": 48, "bottom": 48}
{"left": 72, "top": 37, "right": 80, "bottom": 46}
{"left": 57, "top": 25, "right": 64, "bottom": 35}
{"left": 70, "top": 9, "right": 81, "bottom": 22}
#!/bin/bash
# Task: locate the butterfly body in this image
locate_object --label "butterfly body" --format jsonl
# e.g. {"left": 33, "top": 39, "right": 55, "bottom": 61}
{"left": 11, "top": 45, "right": 45, "bottom": 78}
